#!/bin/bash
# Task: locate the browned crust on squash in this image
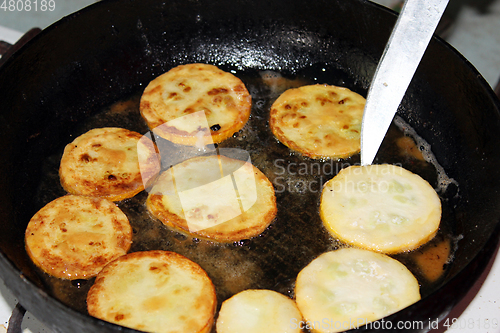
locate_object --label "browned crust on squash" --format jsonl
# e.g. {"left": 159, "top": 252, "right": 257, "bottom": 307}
{"left": 25, "top": 195, "right": 132, "bottom": 280}
{"left": 269, "top": 84, "right": 365, "bottom": 159}
{"left": 146, "top": 155, "right": 277, "bottom": 242}
{"left": 87, "top": 250, "right": 217, "bottom": 333}
{"left": 59, "top": 127, "right": 159, "bottom": 201}
{"left": 139, "top": 63, "right": 251, "bottom": 145}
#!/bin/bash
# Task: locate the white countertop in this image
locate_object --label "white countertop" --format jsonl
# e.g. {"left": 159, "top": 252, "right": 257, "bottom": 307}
{"left": 0, "top": 0, "right": 499, "bottom": 332}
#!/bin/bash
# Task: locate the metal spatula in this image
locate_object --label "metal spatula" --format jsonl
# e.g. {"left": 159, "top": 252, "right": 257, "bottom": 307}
{"left": 360, "top": 0, "right": 449, "bottom": 166}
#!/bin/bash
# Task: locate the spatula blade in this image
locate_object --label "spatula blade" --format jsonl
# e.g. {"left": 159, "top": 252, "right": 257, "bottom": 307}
{"left": 360, "top": 0, "right": 449, "bottom": 166}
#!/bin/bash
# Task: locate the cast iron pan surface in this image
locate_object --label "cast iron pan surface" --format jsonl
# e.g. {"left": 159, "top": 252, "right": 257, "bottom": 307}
{"left": 0, "top": 0, "right": 500, "bottom": 332}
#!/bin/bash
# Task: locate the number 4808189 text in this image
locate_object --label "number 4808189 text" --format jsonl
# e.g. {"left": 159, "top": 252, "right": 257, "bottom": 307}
{"left": 0, "top": 0, "right": 56, "bottom": 11}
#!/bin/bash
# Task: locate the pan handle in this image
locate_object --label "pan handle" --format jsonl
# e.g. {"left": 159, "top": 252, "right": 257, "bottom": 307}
{"left": 6, "top": 303, "right": 26, "bottom": 333}
{"left": 0, "top": 28, "right": 41, "bottom": 67}
{"left": 0, "top": 40, "right": 11, "bottom": 56}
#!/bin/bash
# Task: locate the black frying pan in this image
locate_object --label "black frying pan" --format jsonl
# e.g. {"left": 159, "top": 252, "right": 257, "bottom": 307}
{"left": 1, "top": 0, "right": 500, "bottom": 332}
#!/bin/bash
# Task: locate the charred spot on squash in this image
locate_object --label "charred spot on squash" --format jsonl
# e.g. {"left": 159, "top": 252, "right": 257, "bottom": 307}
{"left": 210, "top": 124, "right": 221, "bottom": 132}
{"left": 80, "top": 154, "right": 94, "bottom": 163}
{"left": 207, "top": 88, "right": 229, "bottom": 95}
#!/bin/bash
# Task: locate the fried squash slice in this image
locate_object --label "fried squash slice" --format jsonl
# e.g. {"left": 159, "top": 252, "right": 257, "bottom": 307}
{"left": 59, "top": 127, "right": 159, "bottom": 201}
{"left": 320, "top": 164, "right": 441, "bottom": 253}
{"left": 146, "top": 154, "right": 277, "bottom": 242}
{"left": 217, "top": 289, "right": 303, "bottom": 333}
{"left": 140, "top": 63, "right": 251, "bottom": 146}
{"left": 295, "top": 248, "right": 421, "bottom": 333}
{"left": 87, "top": 250, "right": 216, "bottom": 333}
{"left": 25, "top": 195, "right": 132, "bottom": 280}
{"left": 270, "top": 84, "right": 365, "bottom": 159}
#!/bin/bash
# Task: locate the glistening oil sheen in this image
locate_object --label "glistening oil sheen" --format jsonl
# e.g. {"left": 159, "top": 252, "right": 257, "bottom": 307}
{"left": 32, "top": 63, "right": 458, "bottom": 325}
